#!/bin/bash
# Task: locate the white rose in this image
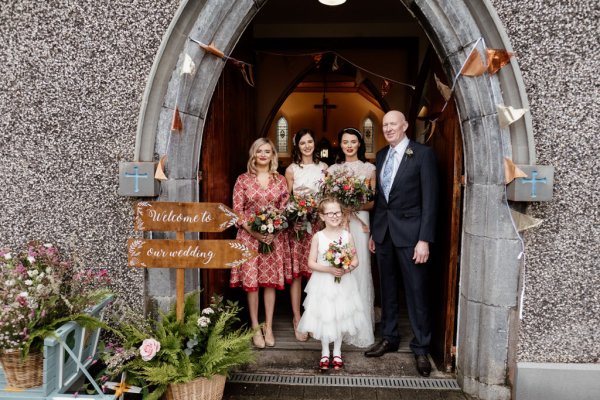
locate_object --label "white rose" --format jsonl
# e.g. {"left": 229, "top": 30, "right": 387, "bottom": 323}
{"left": 5, "top": 279, "right": 15, "bottom": 287}
{"left": 139, "top": 338, "right": 161, "bottom": 361}
{"left": 27, "top": 256, "right": 35, "bottom": 263}
{"left": 4, "top": 253, "right": 12, "bottom": 260}
{"left": 27, "top": 270, "right": 39, "bottom": 278}
{"left": 24, "top": 280, "right": 33, "bottom": 286}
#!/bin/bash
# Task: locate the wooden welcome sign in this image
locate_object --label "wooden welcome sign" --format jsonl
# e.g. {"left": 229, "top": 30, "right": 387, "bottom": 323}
{"left": 128, "top": 201, "right": 256, "bottom": 320}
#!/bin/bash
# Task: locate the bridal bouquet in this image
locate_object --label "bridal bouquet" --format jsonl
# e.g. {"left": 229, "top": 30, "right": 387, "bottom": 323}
{"left": 248, "top": 206, "right": 289, "bottom": 254}
{"left": 320, "top": 167, "right": 374, "bottom": 211}
{"left": 285, "top": 193, "right": 319, "bottom": 241}
{"left": 324, "top": 237, "right": 356, "bottom": 283}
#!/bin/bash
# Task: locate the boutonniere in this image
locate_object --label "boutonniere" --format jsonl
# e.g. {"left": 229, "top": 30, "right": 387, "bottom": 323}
{"left": 405, "top": 147, "right": 414, "bottom": 157}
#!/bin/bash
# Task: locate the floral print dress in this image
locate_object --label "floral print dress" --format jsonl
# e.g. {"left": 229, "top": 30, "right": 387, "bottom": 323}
{"left": 229, "top": 172, "right": 291, "bottom": 291}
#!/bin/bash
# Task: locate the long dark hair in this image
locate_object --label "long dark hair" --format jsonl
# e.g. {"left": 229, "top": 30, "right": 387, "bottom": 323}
{"left": 291, "top": 128, "right": 320, "bottom": 165}
{"left": 334, "top": 127, "right": 367, "bottom": 164}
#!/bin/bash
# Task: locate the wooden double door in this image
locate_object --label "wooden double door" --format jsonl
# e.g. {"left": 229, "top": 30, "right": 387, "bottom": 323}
{"left": 198, "top": 48, "right": 462, "bottom": 372}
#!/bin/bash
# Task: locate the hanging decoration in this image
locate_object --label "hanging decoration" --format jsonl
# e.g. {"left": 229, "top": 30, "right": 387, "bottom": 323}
{"left": 331, "top": 55, "right": 340, "bottom": 71}
{"left": 354, "top": 68, "right": 365, "bottom": 86}
{"left": 171, "top": 105, "right": 183, "bottom": 132}
{"left": 486, "top": 48, "right": 514, "bottom": 75}
{"left": 496, "top": 104, "right": 528, "bottom": 128}
{"left": 503, "top": 157, "right": 527, "bottom": 184}
{"left": 510, "top": 209, "right": 543, "bottom": 232}
{"left": 313, "top": 53, "right": 323, "bottom": 64}
{"left": 181, "top": 53, "right": 196, "bottom": 75}
{"left": 381, "top": 79, "right": 391, "bottom": 97}
{"left": 434, "top": 74, "right": 452, "bottom": 102}
{"left": 189, "top": 37, "right": 255, "bottom": 87}
{"left": 155, "top": 155, "right": 168, "bottom": 181}
{"left": 461, "top": 48, "right": 487, "bottom": 76}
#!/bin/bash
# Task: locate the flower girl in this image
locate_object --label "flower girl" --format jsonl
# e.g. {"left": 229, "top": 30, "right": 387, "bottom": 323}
{"left": 297, "top": 198, "right": 372, "bottom": 370}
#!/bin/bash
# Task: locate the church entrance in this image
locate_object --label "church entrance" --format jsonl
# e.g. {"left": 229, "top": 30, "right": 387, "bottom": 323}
{"left": 196, "top": 1, "right": 462, "bottom": 373}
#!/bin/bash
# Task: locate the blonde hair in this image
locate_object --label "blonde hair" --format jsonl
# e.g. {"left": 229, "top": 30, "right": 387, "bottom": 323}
{"left": 317, "top": 197, "right": 343, "bottom": 214}
{"left": 247, "top": 137, "right": 279, "bottom": 175}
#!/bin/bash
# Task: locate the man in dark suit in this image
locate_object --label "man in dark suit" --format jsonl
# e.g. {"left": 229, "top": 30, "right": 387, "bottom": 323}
{"left": 366, "top": 110, "right": 438, "bottom": 377}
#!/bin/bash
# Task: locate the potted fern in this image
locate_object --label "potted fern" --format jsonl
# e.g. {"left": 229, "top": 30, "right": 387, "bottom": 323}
{"left": 102, "top": 292, "right": 254, "bottom": 400}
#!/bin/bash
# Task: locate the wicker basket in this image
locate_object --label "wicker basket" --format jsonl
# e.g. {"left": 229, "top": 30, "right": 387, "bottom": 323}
{"left": 165, "top": 374, "right": 226, "bottom": 400}
{"left": 0, "top": 350, "right": 44, "bottom": 389}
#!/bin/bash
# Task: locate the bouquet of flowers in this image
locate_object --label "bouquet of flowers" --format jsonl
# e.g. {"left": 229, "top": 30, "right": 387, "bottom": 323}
{"left": 0, "top": 241, "right": 112, "bottom": 357}
{"left": 248, "top": 206, "right": 289, "bottom": 253}
{"left": 324, "top": 237, "right": 356, "bottom": 283}
{"left": 319, "top": 167, "right": 374, "bottom": 210}
{"left": 285, "top": 193, "right": 319, "bottom": 241}
{"left": 101, "top": 292, "right": 254, "bottom": 400}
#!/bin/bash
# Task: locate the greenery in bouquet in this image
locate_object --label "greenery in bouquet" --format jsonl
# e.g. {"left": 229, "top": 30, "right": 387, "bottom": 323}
{"left": 0, "top": 241, "right": 112, "bottom": 357}
{"left": 319, "top": 167, "right": 374, "bottom": 211}
{"left": 101, "top": 292, "right": 255, "bottom": 400}
{"left": 324, "top": 237, "right": 356, "bottom": 283}
{"left": 248, "top": 206, "right": 289, "bottom": 253}
{"left": 285, "top": 193, "right": 319, "bottom": 241}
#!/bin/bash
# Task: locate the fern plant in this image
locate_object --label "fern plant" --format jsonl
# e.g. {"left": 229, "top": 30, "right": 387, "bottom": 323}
{"left": 103, "top": 291, "right": 255, "bottom": 400}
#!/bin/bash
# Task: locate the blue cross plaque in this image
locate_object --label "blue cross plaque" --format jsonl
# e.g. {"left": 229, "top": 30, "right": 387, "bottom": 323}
{"left": 119, "top": 162, "right": 160, "bottom": 197}
{"left": 507, "top": 165, "right": 554, "bottom": 202}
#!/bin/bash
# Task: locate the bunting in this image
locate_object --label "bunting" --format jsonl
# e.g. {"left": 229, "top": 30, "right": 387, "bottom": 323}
{"left": 434, "top": 73, "right": 452, "bottom": 101}
{"left": 381, "top": 79, "right": 391, "bottom": 97}
{"left": 487, "top": 48, "right": 514, "bottom": 75}
{"left": 510, "top": 209, "right": 543, "bottom": 232}
{"left": 171, "top": 105, "right": 183, "bottom": 132}
{"left": 503, "top": 157, "right": 527, "bottom": 184}
{"left": 155, "top": 155, "right": 168, "bottom": 181}
{"left": 461, "top": 48, "right": 487, "bottom": 76}
{"left": 496, "top": 104, "right": 528, "bottom": 128}
{"left": 181, "top": 53, "right": 196, "bottom": 75}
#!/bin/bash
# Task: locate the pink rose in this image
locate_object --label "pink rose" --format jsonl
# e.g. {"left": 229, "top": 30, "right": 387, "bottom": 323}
{"left": 139, "top": 338, "right": 161, "bottom": 361}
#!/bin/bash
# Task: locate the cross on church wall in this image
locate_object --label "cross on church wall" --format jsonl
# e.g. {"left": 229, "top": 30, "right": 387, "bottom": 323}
{"left": 314, "top": 95, "right": 337, "bottom": 131}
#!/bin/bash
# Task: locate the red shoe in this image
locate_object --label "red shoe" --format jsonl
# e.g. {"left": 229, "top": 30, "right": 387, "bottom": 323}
{"left": 332, "top": 355, "right": 344, "bottom": 370}
{"left": 319, "top": 356, "right": 330, "bottom": 370}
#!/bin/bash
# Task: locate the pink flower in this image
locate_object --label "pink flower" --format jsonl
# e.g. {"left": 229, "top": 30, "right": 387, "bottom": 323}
{"left": 139, "top": 338, "right": 161, "bottom": 361}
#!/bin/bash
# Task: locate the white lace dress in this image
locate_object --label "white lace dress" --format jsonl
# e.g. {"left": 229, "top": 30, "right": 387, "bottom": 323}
{"left": 327, "top": 161, "right": 376, "bottom": 335}
{"left": 297, "top": 230, "right": 373, "bottom": 347}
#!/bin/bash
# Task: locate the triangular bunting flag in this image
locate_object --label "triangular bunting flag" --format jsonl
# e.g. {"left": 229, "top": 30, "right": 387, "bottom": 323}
{"left": 235, "top": 62, "right": 255, "bottom": 87}
{"left": 171, "top": 105, "right": 183, "bottom": 132}
{"left": 425, "top": 120, "right": 437, "bottom": 143}
{"left": 331, "top": 55, "right": 340, "bottom": 71}
{"left": 313, "top": 53, "right": 323, "bottom": 64}
{"left": 510, "top": 209, "right": 543, "bottom": 232}
{"left": 381, "top": 79, "right": 391, "bottom": 97}
{"left": 496, "top": 104, "right": 528, "bottom": 128}
{"left": 461, "top": 48, "right": 487, "bottom": 76}
{"left": 487, "top": 48, "right": 514, "bottom": 75}
{"left": 434, "top": 73, "right": 452, "bottom": 101}
{"left": 504, "top": 157, "right": 527, "bottom": 184}
{"left": 181, "top": 54, "right": 196, "bottom": 75}
{"left": 355, "top": 69, "right": 365, "bottom": 86}
{"left": 155, "top": 155, "right": 168, "bottom": 181}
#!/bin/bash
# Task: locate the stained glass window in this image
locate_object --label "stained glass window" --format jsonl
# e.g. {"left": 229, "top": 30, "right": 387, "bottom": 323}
{"left": 363, "top": 117, "right": 374, "bottom": 154}
{"left": 277, "top": 117, "right": 288, "bottom": 154}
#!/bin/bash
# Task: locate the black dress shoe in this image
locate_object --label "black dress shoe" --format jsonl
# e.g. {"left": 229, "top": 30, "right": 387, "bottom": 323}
{"left": 364, "top": 339, "right": 399, "bottom": 357}
{"left": 415, "top": 354, "right": 431, "bottom": 377}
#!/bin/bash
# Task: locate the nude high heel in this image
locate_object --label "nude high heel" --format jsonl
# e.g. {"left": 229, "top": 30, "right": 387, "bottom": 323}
{"left": 263, "top": 326, "right": 275, "bottom": 347}
{"left": 252, "top": 328, "right": 265, "bottom": 349}
{"left": 293, "top": 318, "right": 308, "bottom": 342}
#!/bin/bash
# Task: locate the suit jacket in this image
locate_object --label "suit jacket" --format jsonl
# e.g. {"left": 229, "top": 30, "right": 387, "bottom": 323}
{"left": 371, "top": 140, "right": 438, "bottom": 247}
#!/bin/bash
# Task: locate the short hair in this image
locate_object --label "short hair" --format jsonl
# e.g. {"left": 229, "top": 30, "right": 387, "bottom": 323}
{"left": 291, "top": 128, "right": 320, "bottom": 165}
{"left": 247, "top": 137, "right": 279, "bottom": 175}
{"left": 335, "top": 127, "right": 367, "bottom": 164}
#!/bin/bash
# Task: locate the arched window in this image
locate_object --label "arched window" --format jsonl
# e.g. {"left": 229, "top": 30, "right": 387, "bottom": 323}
{"left": 276, "top": 117, "right": 288, "bottom": 154}
{"left": 363, "top": 117, "right": 374, "bottom": 154}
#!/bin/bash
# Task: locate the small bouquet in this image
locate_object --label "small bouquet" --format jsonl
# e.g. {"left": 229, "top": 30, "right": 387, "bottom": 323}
{"left": 324, "top": 237, "right": 356, "bottom": 283}
{"left": 320, "top": 167, "right": 374, "bottom": 210}
{"left": 248, "top": 206, "right": 289, "bottom": 254}
{"left": 285, "top": 193, "right": 319, "bottom": 241}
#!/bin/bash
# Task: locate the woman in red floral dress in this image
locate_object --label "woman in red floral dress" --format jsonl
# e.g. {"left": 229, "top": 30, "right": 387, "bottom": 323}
{"left": 230, "top": 138, "right": 290, "bottom": 349}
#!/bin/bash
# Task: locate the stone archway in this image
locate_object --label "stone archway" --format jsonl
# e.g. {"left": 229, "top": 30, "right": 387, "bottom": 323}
{"left": 135, "top": 1, "right": 530, "bottom": 399}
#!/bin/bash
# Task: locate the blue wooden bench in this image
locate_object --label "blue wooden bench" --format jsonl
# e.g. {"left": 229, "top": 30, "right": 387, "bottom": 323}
{"left": 0, "top": 295, "right": 115, "bottom": 399}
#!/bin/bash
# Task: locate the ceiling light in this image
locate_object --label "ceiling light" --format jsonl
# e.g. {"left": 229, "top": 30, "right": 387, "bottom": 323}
{"left": 318, "top": 0, "right": 347, "bottom": 6}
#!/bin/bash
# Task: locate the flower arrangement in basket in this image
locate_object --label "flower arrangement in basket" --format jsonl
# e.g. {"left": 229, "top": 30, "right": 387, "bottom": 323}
{"left": 324, "top": 237, "right": 357, "bottom": 283}
{"left": 319, "top": 167, "right": 374, "bottom": 211}
{"left": 0, "top": 241, "right": 112, "bottom": 388}
{"left": 101, "top": 292, "right": 255, "bottom": 400}
{"left": 285, "top": 193, "right": 319, "bottom": 241}
{"left": 248, "top": 206, "right": 289, "bottom": 253}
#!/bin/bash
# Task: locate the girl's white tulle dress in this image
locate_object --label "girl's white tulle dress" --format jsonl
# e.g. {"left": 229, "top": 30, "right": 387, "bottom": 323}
{"left": 297, "top": 230, "right": 374, "bottom": 347}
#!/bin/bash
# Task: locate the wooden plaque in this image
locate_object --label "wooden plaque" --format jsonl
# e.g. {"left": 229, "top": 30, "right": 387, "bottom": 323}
{"left": 127, "top": 239, "right": 256, "bottom": 269}
{"left": 133, "top": 201, "right": 239, "bottom": 232}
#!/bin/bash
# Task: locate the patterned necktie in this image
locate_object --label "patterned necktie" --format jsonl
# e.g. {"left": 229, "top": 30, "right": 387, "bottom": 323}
{"left": 381, "top": 148, "right": 395, "bottom": 199}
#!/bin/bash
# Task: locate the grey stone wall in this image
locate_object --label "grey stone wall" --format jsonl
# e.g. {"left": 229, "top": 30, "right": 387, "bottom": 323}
{"left": 1, "top": 0, "right": 598, "bottom": 365}
{"left": 0, "top": 1, "right": 179, "bottom": 310}
{"left": 491, "top": 0, "right": 600, "bottom": 362}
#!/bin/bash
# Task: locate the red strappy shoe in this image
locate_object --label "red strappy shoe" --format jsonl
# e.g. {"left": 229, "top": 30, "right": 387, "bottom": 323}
{"left": 319, "top": 356, "right": 330, "bottom": 370}
{"left": 332, "top": 355, "right": 344, "bottom": 370}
